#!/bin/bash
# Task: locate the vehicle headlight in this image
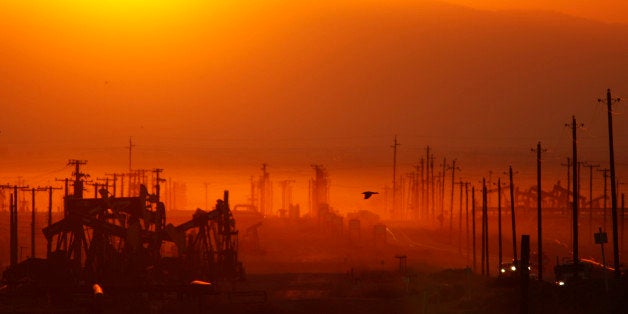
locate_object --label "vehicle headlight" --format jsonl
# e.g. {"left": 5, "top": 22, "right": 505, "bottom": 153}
{"left": 510, "top": 265, "right": 517, "bottom": 271}
{"left": 558, "top": 281, "right": 565, "bottom": 286}
{"left": 500, "top": 268, "right": 506, "bottom": 273}
{"left": 528, "top": 266, "right": 531, "bottom": 270}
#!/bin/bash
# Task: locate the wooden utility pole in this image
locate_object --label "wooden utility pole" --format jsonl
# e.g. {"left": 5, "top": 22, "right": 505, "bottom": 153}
{"left": 420, "top": 158, "right": 425, "bottom": 219}
{"left": 497, "top": 178, "right": 503, "bottom": 269}
{"left": 599, "top": 168, "right": 610, "bottom": 230}
{"left": 480, "top": 182, "right": 486, "bottom": 275}
{"left": 11, "top": 190, "right": 17, "bottom": 265}
{"left": 561, "top": 158, "right": 572, "bottom": 210}
{"left": 599, "top": 88, "right": 621, "bottom": 279}
{"left": 532, "top": 142, "right": 546, "bottom": 280}
{"left": 465, "top": 182, "right": 470, "bottom": 263}
{"left": 425, "top": 146, "right": 430, "bottom": 220}
{"left": 456, "top": 180, "right": 465, "bottom": 254}
{"left": 152, "top": 168, "right": 165, "bottom": 201}
{"left": 508, "top": 166, "right": 518, "bottom": 263}
{"left": 391, "top": 136, "right": 400, "bottom": 218}
{"left": 28, "top": 187, "right": 47, "bottom": 259}
{"left": 105, "top": 173, "right": 123, "bottom": 197}
{"left": 482, "top": 178, "right": 489, "bottom": 276}
{"left": 567, "top": 116, "right": 582, "bottom": 268}
{"left": 43, "top": 186, "right": 62, "bottom": 256}
{"left": 441, "top": 158, "right": 447, "bottom": 227}
{"left": 583, "top": 162, "right": 600, "bottom": 235}
{"left": 472, "top": 186, "right": 476, "bottom": 272}
{"left": 449, "top": 160, "right": 460, "bottom": 240}
{"left": 430, "top": 154, "right": 435, "bottom": 219}
{"left": 520, "top": 235, "right": 531, "bottom": 314}
{"left": 622, "top": 193, "right": 625, "bottom": 253}
{"left": 128, "top": 137, "right": 135, "bottom": 173}
{"left": 2, "top": 184, "right": 28, "bottom": 265}
{"left": 260, "top": 164, "right": 270, "bottom": 216}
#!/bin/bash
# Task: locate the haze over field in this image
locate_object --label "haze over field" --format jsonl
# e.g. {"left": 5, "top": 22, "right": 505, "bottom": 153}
{"left": 1, "top": 0, "right": 628, "bottom": 214}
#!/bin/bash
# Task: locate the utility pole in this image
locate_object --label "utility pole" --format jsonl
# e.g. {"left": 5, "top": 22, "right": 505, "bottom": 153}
{"left": 561, "top": 158, "right": 572, "bottom": 210}
{"left": 27, "top": 187, "right": 47, "bottom": 259}
{"left": 413, "top": 165, "right": 421, "bottom": 220}
{"left": 481, "top": 178, "right": 489, "bottom": 276}
{"left": 441, "top": 157, "right": 447, "bottom": 227}
{"left": 11, "top": 189, "right": 17, "bottom": 264}
{"left": 583, "top": 162, "right": 600, "bottom": 235}
{"left": 391, "top": 136, "right": 400, "bottom": 218}
{"left": 599, "top": 88, "right": 621, "bottom": 279}
{"left": 472, "top": 186, "right": 476, "bottom": 272}
{"left": 567, "top": 116, "right": 583, "bottom": 268}
{"left": 531, "top": 141, "right": 546, "bottom": 281}
{"left": 465, "top": 182, "right": 470, "bottom": 264}
{"left": 449, "top": 160, "right": 460, "bottom": 240}
{"left": 496, "top": 178, "right": 503, "bottom": 270}
{"left": 68, "top": 159, "right": 88, "bottom": 199}
{"left": 105, "top": 173, "right": 123, "bottom": 197}
{"left": 420, "top": 158, "right": 425, "bottom": 219}
{"left": 1, "top": 184, "right": 27, "bottom": 265}
{"left": 153, "top": 168, "right": 165, "bottom": 201}
{"left": 43, "top": 185, "right": 62, "bottom": 256}
{"left": 425, "top": 146, "right": 431, "bottom": 220}
{"left": 621, "top": 193, "right": 626, "bottom": 254}
{"left": 430, "top": 153, "right": 435, "bottom": 219}
{"left": 508, "top": 166, "right": 518, "bottom": 263}
{"left": 94, "top": 177, "right": 110, "bottom": 197}
{"left": 455, "top": 179, "right": 465, "bottom": 254}
{"left": 599, "top": 168, "right": 610, "bottom": 230}
{"left": 260, "top": 164, "right": 270, "bottom": 216}
{"left": 128, "top": 137, "right": 135, "bottom": 173}
{"left": 480, "top": 178, "right": 486, "bottom": 275}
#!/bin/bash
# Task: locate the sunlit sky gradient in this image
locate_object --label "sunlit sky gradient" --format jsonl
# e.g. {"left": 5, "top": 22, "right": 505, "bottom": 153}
{"left": 446, "top": 0, "right": 628, "bottom": 24}
{"left": 1, "top": 0, "right": 628, "bottom": 214}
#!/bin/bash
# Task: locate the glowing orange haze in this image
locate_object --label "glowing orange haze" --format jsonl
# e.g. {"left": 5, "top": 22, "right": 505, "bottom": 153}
{"left": 1, "top": 0, "right": 628, "bottom": 214}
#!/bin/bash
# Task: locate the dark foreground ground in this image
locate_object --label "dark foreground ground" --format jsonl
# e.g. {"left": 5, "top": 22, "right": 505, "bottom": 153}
{"left": 2, "top": 211, "right": 628, "bottom": 313}
{"left": 2, "top": 270, "right": 628, "bottom": 313}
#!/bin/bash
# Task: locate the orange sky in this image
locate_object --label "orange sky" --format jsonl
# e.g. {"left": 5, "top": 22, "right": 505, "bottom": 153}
{"left": 1, "top": 0, "right": 628, "bottom": 214}
{"left": 445, "top": 0, "right": 628, "bottom": 24}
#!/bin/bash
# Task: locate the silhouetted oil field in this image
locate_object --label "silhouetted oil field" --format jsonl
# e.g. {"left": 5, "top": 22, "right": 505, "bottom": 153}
{"left": 1, "top": 156, "right": 628, "bottom": 313}
{"left": 3, "top": 1, "right": 628, "bottom": 313}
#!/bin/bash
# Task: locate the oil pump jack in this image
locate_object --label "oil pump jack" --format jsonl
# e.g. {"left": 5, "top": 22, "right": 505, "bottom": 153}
{"left": 2, "top": 160, "right": 244, "bottom": 291}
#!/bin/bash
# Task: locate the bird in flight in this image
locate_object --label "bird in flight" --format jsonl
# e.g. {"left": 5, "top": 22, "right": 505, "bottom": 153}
{"left": 362, "top": 191, "right": 379, "bottom": 199}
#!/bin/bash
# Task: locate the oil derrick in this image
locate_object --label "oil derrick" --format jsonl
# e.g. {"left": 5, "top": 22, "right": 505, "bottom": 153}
{"left": 278, "top": 179, "right": 295, "bottom": 217}
{"left": 251, "top": 164, "right": 272, "bottom": 216}
{"left": 310, "top": 164, "right": 329, "bottom": 220}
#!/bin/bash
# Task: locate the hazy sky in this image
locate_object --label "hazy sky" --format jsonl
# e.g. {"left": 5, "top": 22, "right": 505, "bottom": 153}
{"left": 446, "top": 0, "right": 628, "bottom": 24}
{"left": 1, "top": 1, "right": 628, "bottom": 213}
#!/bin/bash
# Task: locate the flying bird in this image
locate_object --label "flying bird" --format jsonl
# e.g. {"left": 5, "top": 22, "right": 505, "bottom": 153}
{"left": 362, "top": 191, "right": 379, "bottom": 199}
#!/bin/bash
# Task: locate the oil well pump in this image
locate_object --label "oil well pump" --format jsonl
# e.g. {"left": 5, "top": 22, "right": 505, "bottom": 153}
{"left": 2, "top": 160, "right": 244, "bottom": 293}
